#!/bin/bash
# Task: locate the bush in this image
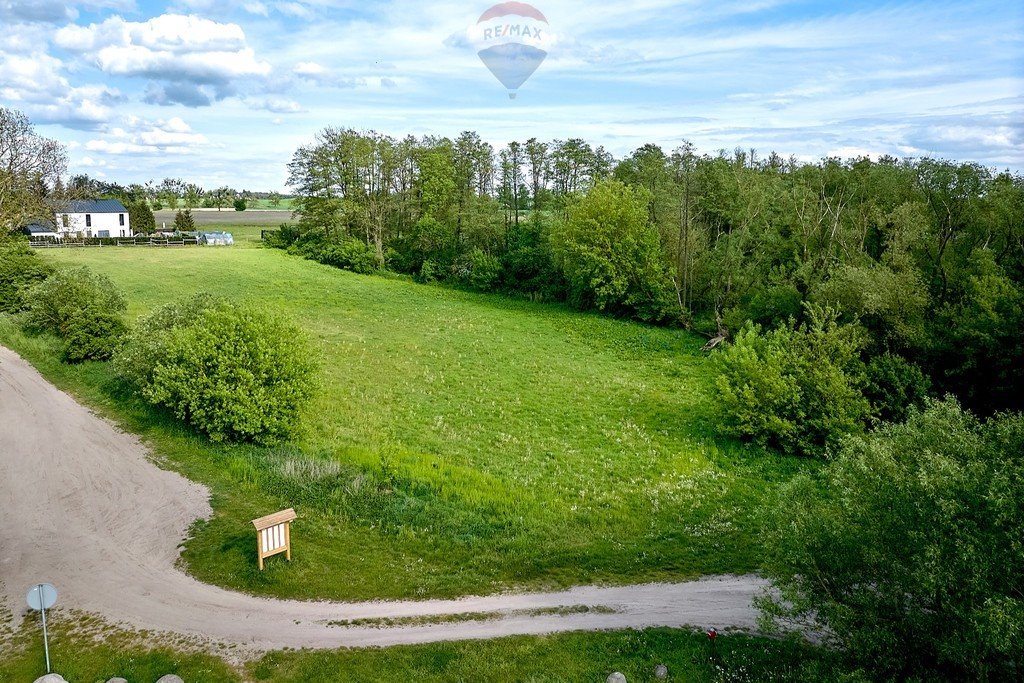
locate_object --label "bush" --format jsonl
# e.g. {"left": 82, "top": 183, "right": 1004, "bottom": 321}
{"left": 234, "top": 198, "right": 247, "bottom": 212}
{"left": 716, "top": 305, "right": 870, "bottom": 456}
{"left": 24, "top": 266, "right": 127, "bottom": 362}
{"left": 0, "top": 243, "right": 53, "bottom": 313}
{"left": 864, "top": 353, "right": 931, "bottom": 424}
{"left": 418, "top": 259, "right": 438, "bottom": 283}
{"left": 760, "top": 398, "right": 1024, "bottom": 680}
{"left": 282, "top": 231, "right": 379, "bottom": 274}
{"left": 724, "top": 282, "right": 803, "bottom": 331}
{"left": 62, "top": 309, "right": 127, "bottom": 362}
{"left": 115, "top": 294, "right": 317, "bottom": 444}
{"left": 318, "top": 238, "right": 379, "bottom": 274}
{"left": 453, "top": 248, "right": 502, "bottom": 291}
{"left": 263, "top": 223, "right": 300, "bottom": 249}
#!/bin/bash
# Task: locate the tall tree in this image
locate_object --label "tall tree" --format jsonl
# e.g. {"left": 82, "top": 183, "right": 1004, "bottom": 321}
{"left": 524, "top": 138, "right": 549, "bottom": 210}
{"left": 0, "top": 107, "right": 67, "bottom": 234}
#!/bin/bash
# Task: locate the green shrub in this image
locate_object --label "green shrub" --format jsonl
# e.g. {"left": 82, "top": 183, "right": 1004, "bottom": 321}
{"left": 115, "top": 294, "right": 317, "bottom": 444}
{"left": 263, "top": 223, "right": 300, "bottom": 248}
{"left": 716, "top": 305, "right": 870, "bottom": 456}
{"left": 0, "top": 243, "right": 53, "bottom": 313}
{"left": 725, "top": 282, "right": 804, "bottom": 331}
{"left": 454, "top": 248, "right": 502, "bottom": 291}
{"left": 24, "top": 266, "right": 127, "bottom": 362}
{"left": 234, "top": 198, "right": 247, "bottom": 212}
{"left": 114, "top": 292, "right": 221, "bottom": 386}
{"left": 417, "top": 259, "right": 438, "bottom": 283}
{"left": 760, "top": 398, "right": 1024, "bottom": 680}
{"left": 318, "top": 238, "right": 379, "bottom": 274}
{"left": 63, "top": 309, "right": 128, "bottom": 362}
{"left": 282, "top": 231, "right": 379, "bottom": 274}
{"left": 864, "top": 353, "right": 931, "bottom": 423}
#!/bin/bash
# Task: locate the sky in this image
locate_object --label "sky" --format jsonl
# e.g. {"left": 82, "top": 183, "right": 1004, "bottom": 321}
{"left": 1, "top": 0, "right": 1022, "bottom": 191}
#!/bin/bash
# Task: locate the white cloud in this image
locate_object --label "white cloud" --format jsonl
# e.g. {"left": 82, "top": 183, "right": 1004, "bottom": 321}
{"left": 0, "top": 0, "right": 77, "bottom": 24}
{"left": 84, "top": 115, "right": 209, "bottom": 155}
{"left": 243, "top": 1, "right": 268, "bottom": 16}
{"left": 0, "top": 52, "right": 122, "bottom": 127}
{"left": 293, "top": 61, "right": 325, "bottom": 77}
{"left": 278, "top": 3, "right": 313, "bottom": 19}
{"left": 291, "top": 61, "right": 366, "bottom": 89}
{"left": 249, "top": 97, "right": 306, "bottom": 113}
{"left": 54, "top": 14, "right": 270, "bottom": 105}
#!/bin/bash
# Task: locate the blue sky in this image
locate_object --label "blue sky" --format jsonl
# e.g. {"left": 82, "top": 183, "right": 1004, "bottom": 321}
{"left": 1, "top": 0, "right": 1021, "bottom": 191}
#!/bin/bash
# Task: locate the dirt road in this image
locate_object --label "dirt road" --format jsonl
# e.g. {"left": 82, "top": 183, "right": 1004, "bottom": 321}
{"left": 0, "top": 345, "right": 766, "bottom": 651}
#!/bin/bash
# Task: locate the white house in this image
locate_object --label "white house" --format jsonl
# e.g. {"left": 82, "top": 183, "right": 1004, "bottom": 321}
{"left": 55, "top": 199, "right": 131, "bottom": 238}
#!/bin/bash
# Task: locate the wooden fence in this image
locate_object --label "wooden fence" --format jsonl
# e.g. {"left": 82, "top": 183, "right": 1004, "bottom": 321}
{"left": 30, "top": 238, "right": 200, "bottom": 248}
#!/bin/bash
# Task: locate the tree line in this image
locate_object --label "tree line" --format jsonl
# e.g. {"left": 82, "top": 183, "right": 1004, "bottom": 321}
{"left": 278, "top": 126, "right": 1024, "bottom": 681}
{"left": 66, "top": 175, "right": 287, "bottom": 213}
{"left": 281, "top": 127, "right": 1024, "bottom": 417}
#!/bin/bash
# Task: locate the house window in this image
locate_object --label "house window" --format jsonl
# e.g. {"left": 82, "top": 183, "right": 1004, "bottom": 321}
{"left": 61, "top": 215, "right": 69, "bottom": 228}
{"left": 85, "top": 214, "right": 92, "bottom": 227}
{"left": 98, "top": 230, "right": 110, "bottom": 238}
{"left": 119, "top": 214, "right": 125, "bottom": 226}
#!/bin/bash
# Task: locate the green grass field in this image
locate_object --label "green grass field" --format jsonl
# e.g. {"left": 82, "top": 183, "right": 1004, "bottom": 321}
{"left": 0, "top": 244, "right": 811, "bottom": 602}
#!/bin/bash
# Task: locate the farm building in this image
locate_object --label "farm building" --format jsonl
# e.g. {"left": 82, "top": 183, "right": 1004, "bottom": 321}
{"left": 55, "top": 199, "right": 131, "bottom": 238}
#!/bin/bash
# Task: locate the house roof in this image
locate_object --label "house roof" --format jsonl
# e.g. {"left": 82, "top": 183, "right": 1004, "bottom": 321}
{"left": 23, "top": 223, "right": 57, "bottom": 234}
{"left": 62, "top": 199, "right": 128, "bottom": 214}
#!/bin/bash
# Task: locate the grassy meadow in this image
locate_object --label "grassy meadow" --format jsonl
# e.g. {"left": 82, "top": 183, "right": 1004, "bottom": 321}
{"left": 2, "top": 609, "right": 838, "bottom": 683}
{"left": 0, "top": 241, "right": 811, "bottom": 601}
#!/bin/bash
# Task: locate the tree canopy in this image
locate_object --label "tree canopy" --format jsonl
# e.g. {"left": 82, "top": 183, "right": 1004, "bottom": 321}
{"left": 0, "top": 107, "right": 67, "bottom": 234}
{"left": 759, "top": 398, "right": 1024, "bottom": 680}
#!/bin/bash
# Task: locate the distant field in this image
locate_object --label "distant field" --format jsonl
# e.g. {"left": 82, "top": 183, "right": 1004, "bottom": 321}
{"left": 2, "top": 246, "right": 810, "bottom": 601}
{"left": 247, "top": 197, "right": 296, "bottom": 210}
{"left": 154, "top": 208, "right": 294, "bottom": 228}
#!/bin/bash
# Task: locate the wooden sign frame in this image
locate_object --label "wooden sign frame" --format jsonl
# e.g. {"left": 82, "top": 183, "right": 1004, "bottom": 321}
{"left": 252, "top": 508, "right": 296, "bottom": 570}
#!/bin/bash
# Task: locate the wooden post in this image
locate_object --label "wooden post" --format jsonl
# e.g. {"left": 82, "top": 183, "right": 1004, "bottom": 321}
{"left": 285, "top": 520, "right": 291, "bottom": 561}
{"left": 252, "top": 508, "right": 296, "bottom": 571}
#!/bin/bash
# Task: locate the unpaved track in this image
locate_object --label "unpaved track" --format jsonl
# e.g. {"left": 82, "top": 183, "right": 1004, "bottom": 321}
{"left": 0, "top": 346, "right": 766, "bottom": 651}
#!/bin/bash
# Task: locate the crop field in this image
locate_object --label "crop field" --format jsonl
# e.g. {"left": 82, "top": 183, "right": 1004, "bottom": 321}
{"left": 1, "top": 244, "right": 810, "bottom": 601}
{"left": 154, "top": 208, "right": 294, "bottom": 230}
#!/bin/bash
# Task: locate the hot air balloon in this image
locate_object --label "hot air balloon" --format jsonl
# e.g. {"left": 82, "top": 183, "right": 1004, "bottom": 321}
{"left": 472, "top": 2, "right": 550, "bottom": 99}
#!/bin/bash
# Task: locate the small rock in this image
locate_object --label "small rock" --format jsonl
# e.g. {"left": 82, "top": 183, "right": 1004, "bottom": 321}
{"left": 107, "top": 678, "right": 128, "bottom": 683}
{"left": 655, "top": 663, "right": 669, "bottom": 679}
{"left": 33, "top": 676, "right": 67, "bottom": 683}
{"left": 607, "top": 673, "right": 627, "bottom": 683}
{"left": 155, "top": 676, "right": 185, "bottom": 683}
